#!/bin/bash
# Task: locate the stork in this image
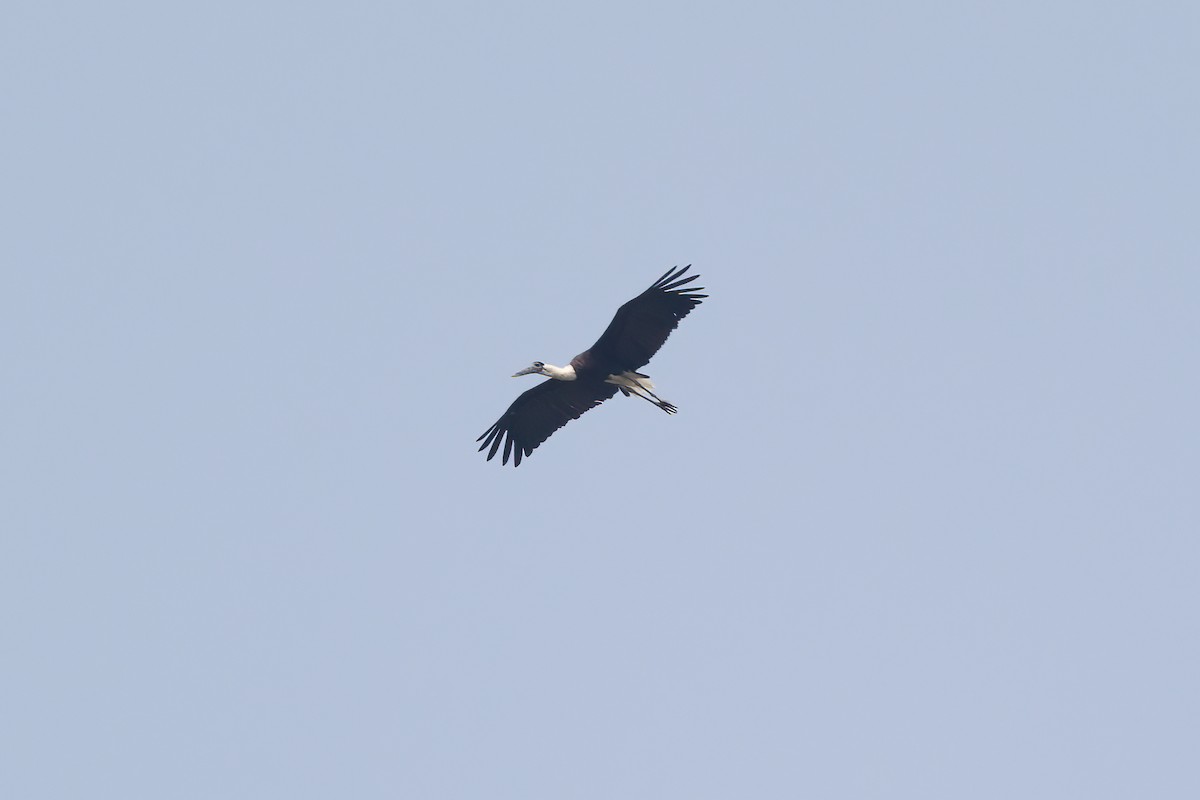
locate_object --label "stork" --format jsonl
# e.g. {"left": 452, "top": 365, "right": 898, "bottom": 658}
{"left": 477, "top": 265, "right": 706, "bottom": 466}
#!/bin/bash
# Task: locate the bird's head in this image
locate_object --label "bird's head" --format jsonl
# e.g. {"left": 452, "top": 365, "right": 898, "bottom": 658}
{"left": 512, "top": 361, "right": 548, "bottom": 378}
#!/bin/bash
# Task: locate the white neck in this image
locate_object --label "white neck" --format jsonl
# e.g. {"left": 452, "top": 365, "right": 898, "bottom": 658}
{"left": 543, "top": 363, "right": 577, "bottom": 381}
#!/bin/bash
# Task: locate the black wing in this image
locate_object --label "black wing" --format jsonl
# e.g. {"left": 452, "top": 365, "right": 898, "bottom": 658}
{"left": 477, "top": 379, "right": 619, "bottom": 466}
{"left": 587, "top": 265, "right": 706, "bottom": 370}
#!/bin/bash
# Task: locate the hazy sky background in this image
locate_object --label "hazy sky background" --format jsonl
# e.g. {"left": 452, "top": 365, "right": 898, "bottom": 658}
{"left": 3, "top": 2, "right": 1197, "bottom": 798}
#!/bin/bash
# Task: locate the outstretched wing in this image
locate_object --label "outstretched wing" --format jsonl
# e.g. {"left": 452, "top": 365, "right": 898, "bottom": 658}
{"left": 477, "top": 379, "right": 619, "bottom": 466}
{"left": 587, "top": 265, "right": 706, "bottom": 370}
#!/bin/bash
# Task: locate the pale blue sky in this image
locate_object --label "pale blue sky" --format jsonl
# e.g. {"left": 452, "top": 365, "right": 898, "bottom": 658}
{"left": 3, "top": 2, "right": 1198, "bottom": 798}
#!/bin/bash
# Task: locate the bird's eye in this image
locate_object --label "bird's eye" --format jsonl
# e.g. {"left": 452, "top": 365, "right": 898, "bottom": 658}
{"left": 534, "top": 361, "right": 543, "bottom": 368}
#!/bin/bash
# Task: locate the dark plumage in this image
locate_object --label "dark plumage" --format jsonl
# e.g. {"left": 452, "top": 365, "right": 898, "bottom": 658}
{"left": 477, "top": 266, "right": 706, "bottom": 466}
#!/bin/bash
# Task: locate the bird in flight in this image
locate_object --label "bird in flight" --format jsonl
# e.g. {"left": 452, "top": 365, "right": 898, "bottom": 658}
{"left": 477, "top": 265, "right": 706, "bottom": 466}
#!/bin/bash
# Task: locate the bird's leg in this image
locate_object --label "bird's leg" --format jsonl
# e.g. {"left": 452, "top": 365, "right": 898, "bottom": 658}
{"left": 625, "top": 384, "right": 677, "bottom": 414}
{"left": 632, "top": 379, "right": 666, "bottom": 404}
{"left": 628, "top": 376, "right": 675, "bottom": 412}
